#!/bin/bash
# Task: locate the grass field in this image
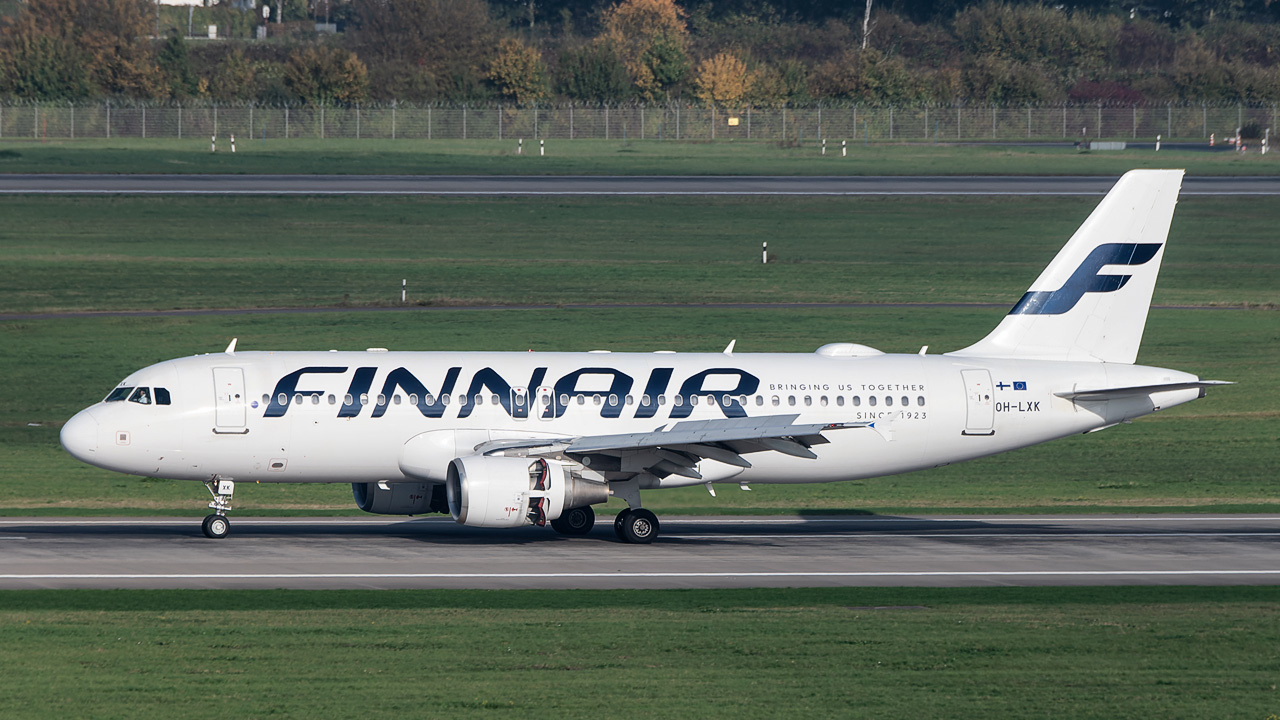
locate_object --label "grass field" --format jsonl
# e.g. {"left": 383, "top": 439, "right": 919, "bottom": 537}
{"left": 0, "top": 586, "right": 1276, "bottom": 719}
{"left": 2, "top": 137, "right": 1280, "bottom": 175}
{"left": 2, "top": 195, "right": 1277, "bottom": 314}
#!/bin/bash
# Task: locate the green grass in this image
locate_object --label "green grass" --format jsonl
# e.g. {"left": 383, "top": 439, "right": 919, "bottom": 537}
{"left": 2, "top": 137, "right": 1280, "bottom": 175}
{"left": 0, "top": 586, "right": 1277, "bottom": 719}
{"left": 2, "top": 195, "right": 1277, "bottom": 314}
{"left": 2, "top": 306, "right": 1274, "bottom": 514}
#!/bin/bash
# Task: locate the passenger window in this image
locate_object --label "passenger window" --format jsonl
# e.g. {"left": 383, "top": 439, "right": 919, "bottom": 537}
{"left": 128, "top": 387, "right": 152, "bottom": 405}
{"left": 278, "top": 393, "right": 288, "bottom": 405}
{"left": 625, "top": 395, "right": 634, "bottom": 405}
{"left": 492, "top": 394, "right": 501, "bottom": 406}
{"left": 788, "top": 396, "right": 796, "bottom": 406}
{"left": 869, "top": 396, "right": 877, "bottom": 407}
{"left": 657, "top": 395, "right": 667, "bottom": 405}
{"left": 804, "top": 396, "right": 812, "bottom": 406}
{"left": 853, "top": 396, "right": 861, "bottom": 407}
{"left": 593, "top": 394, "right": 602, "bottom": 406}
{"left": 344, "top": 393, "right": 354, "bottom": 405}
{"left": 917, "top": 396, "right": 926, "bottom": 406}
{"left": 262, "top": 394, "right": 270, "bottom": 405}
{"left": 608, "top": 394, "right": 618, "bottom": 406}
{"left": 820, "top": 396, "right": 828, "bottom": 407}
{"left": 836, "top": 396, "right": 845, "bottom": 407}
{"left": 755, "top": 396, "right": 764, "bottom": 406}
{"left": 154, "top": 387, "right": 171, "bottom": 405}
{"left": 293, "top": 394, "right": 303, "bottom": 405}
{"left": 394, "top": 395, "right": 403, "bottom": 405}
{"left": 328, "top": 394, "right": 336, "bottom": 405}
{"left": 642, "top": 394, "right": 651, "bottom": 406}
{"left": 690, "top": 395, "right": 699, "bottom": 406}
{"left": 106, "top": 387, "right": 132, "bottom": 402}
{"left": 885, "top": 396, "right": 893, "bottom": 407}
{"left": 310, "top": 394, "right": 319, "bottom": 405}
{"left": 674, "top": 395, "right": 684, "bottom": 407}
{"left": 771, "top": 396, "right": 780, "bottom": 407}
{"left": 577, "top": 395, "right": 585, "bottom": 405}
{"left": 561, "top": 394, "right": 570, "bottom": 406}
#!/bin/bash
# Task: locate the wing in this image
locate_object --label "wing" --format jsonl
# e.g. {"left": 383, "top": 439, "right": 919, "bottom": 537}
{"left": 473, "top": 414, "right": 871, "bottom": 481}
{"left": 1055, "top": 380, "right": 1232, "bottom": 402}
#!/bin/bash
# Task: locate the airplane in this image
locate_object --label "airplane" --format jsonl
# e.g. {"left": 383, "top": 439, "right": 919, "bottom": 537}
{"left": 60, "top": 169, "right": 1229, "bottom": 543}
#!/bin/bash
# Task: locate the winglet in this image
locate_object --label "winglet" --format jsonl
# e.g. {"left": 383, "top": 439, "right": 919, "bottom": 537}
{"left": 224, "top": 338, "right": 238, "bottom": 355}
{"left": 723, "top": 339, "right": 736, "bottom": 355}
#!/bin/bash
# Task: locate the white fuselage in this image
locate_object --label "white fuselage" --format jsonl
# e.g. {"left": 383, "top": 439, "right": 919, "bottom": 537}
{"left": 61, "top": 348, "right": 1202, "bottom": 488}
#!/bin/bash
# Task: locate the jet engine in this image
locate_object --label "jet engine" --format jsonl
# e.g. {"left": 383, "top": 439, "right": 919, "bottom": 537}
{"left": 446, "top": 456, "right": 608, "bottom": 529}
{"left": 352, "top": 481, "right": 443, "bottom": 515}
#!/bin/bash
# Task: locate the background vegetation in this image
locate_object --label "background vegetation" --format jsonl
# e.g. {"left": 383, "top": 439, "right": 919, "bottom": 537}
{"left": 5, "top": 0, "right": 1280, "bottom": 106}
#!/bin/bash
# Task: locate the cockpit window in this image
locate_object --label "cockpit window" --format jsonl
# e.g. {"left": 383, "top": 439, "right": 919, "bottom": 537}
{"left": 154, "top": 387, "right": 171, "bottom": 405}
{"left": 128, "top": 387, "right": 152, "bottom": 405}
{"left": 105, "top": 387, "right": 132, "bottom": 402}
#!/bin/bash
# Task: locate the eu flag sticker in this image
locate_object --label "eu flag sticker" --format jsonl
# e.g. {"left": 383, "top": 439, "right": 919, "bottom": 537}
{"left": 1012, "top": 381, "right": 1027, "bottom": 391}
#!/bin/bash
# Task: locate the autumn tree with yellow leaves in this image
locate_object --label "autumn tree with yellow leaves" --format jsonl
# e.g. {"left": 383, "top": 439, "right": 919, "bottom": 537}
{"left": 283, "top": 47, "right": 369, "bottom": 105}
{"left": 601, "top": 0, "right": 690, "bottom": 100}
{"left": 488, "top": 38, "right": 548, "bottom": 105}
{"left": 694, "top": 52, "right": 753, "bottom": 106}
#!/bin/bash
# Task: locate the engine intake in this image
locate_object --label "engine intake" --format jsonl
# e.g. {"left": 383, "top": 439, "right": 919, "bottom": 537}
{"left": 446, "top": 455, "right": 608, "bottom": 528}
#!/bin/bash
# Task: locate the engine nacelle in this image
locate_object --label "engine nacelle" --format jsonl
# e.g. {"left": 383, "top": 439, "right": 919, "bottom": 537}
{"left": 446, "top": 455, "right": 609, "bottom": 529}
{"left": 352, "top": 481, "right": 441, "bottom": 515}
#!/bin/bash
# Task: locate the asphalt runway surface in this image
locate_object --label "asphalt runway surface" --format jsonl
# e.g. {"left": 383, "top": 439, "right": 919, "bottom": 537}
{"left": 2, "top": 514, "right": 1277, "bottom": 590}
{"left": 1, "top": 174, "right": 1278, "bottom": 195}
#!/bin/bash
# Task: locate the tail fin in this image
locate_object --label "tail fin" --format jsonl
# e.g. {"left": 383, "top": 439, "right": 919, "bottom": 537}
{"left": 948, "top": 169, "right": 1184, "bottom": 364}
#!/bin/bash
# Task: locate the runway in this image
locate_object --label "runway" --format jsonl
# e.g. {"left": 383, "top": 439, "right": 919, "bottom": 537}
{"left": 1, "top": 174, "right": 1278, "bottom": 195}
{"left": 2, "top": 514, "right": 1277, "bottom": 590}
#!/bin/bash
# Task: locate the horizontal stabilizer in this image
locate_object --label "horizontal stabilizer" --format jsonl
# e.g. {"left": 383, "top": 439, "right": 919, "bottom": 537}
{"left": 1056, "top": 380, "right": 1233, "bottom": 402}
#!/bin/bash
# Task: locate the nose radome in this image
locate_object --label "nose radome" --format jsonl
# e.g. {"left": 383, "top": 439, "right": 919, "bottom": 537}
{"left": 61, "top": 410, "right": 99, "bottom": 463}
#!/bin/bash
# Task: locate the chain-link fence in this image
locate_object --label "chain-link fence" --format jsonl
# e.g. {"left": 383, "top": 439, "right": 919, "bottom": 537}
{"left": 1, "top": 102, "right": 1275, "bottom": 142}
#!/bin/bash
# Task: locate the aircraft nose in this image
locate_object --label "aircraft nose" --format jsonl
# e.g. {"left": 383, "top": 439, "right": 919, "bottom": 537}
{"left": 61, "top": 409, "right": 99, "bottom": 463}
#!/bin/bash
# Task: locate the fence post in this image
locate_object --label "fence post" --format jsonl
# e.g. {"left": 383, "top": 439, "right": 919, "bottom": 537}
{"left": 676, "top": 104, "right": 680, "bottom": 140}
{"left": 570, "top": 105, "right": 574, "bottom": 140}
{"left": 392, "top": 105, "right": 396, "bottom": 139}
{"left": 106, "top": 102, "right": 110, "bottom": 139}
{"left": 463, "top": 107, "right": 467, "bottom": 139}
{"left": 889, "top": 106, "right": 894, "bottom": 139}
{"left": 746, "top": 106, "right": 750, "bottom": 139}
{"left": 534, "top": 105, "right": 538, "bottom": 139}
{"left": 924, "top": 106, "right": 928, "bottom": 139}
{"left": 320, "top": 107, "right": 324, "bottom": 139}
{"left": 782, "top": 106, "right": 786, "bottom": 140}
{"left": 641, "top": 106, "right": 645, "bottom": 140}
{"left": 1027, "top": 106, "right": 1030, "bottom": 137}
{"left": 817, "top": 106, "right": 822, "bottom": 139}
{"left": 247, "top": 105, "right": 251, "bottom": 141}
{"left": 214, "top": 105, "right": 219, "bottom": 139}
{"left": 141, "top": 106, "right": 146, "bottom": 139}
{"left": 1167, "top": 104, "right": 1171, "bottom": 138}
{"left": 285, "top": 106, "right": 289, "bottom": 139}
{"left": 429, "top": 106, "right": 432, "bottom": 140}
{"left": 33, "top": 101, "right": 37, "bottom": 139}
{"left": 69, "top": 103, "right": 73, "bottom": 139}
{"left": 606, "top": 106, "right": 610, "bottom": 140}
{"left": 1202, "top": 104, "right": 1207, "bottom": 137}
{"left": 992, "top": 106, "right": 996, "bottom": 139}
{"left": 357, "top": 105, "right": 361, "bottom": 139}
{"left": 498, "top": 105, "right": 502, "bottom": 141}
{"left": 1096, "top": 106, "right": 1101, "bottom": 138}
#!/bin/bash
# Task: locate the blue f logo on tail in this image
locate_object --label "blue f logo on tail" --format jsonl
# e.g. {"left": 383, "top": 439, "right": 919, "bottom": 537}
{"left": 1009, "top": 243, "right": 1162, "bottom": 316}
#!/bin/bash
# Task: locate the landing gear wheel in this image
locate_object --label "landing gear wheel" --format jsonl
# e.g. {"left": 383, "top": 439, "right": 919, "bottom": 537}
{"left": 550, "top": 506, "right": 596, "bottom": 536}
{"left": 202, "top": 514, "right": 230, "bottom": 540}
{"left": 617, "top": 508, "right": 660, "bottom": 544}
{"left": 613, "top": 508, "right": 634, "bottom": 541}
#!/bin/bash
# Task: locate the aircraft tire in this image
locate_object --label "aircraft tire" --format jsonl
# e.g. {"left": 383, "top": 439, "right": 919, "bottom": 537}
{"left": 202, "top": 514, "right": 230, "bottom": 540}
{"left": 619, "top": 509, "right": 660, "bottom": 544}
{"left": 613, "top": 509, "right": 633, "bottom": 541}
{"left": 551, "top": 506, "right": 595, "bottom": 536}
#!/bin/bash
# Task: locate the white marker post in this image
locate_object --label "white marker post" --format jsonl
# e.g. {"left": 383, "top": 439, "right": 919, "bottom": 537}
{"left": 540, "top": 139, "right": 544, "bottom": 157}
{"left": 1155, "top": 134, "right": 1161, "bottom": 151}
{"left": 401, "top": 279, "right": 406, "bottom": 304}
{"left": 231, "top": 133, "right": 236, "bottom": 153}
{"left": 821, "top": 138, "right": 826, "bottom": 156}
{"left": 211, "top": 135, "right": 216, "bottom": 153}
{"left": 842, "top": 140, "right": 847, "bottom": 157}
{"left": 518, "top": 138, "right": 523, "bottom": 155}
{"left": 762, "top": 242, "right": 768, "bottom": 264}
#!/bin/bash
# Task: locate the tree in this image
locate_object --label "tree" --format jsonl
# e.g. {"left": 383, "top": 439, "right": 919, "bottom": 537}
{"left": 601, "top": 0, "right": 690, "bottom": 99}
{"left": 556, "top": 42, "right": 632, "bottom": 102}
{"left": 157, "top": 33, "right": 199, "bottom": 99}
{"left": 283, "top": 46, "right": 369, "bottom": 104}
{"left": 488, "top": 38, "right": 548, "bottom": 105}
{"left": 693, "top": 52, "right": 752, "bottom": 106}
{"left": 0, "top": 0, "right": 159, "bottom": 98}
{"left": 347, "top": 0, "right": 499, "bottom": 101}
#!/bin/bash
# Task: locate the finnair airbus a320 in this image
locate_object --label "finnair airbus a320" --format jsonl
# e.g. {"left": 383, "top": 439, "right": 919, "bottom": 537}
{"left": 61, "top": 169, "right": 1228, "bottom": 543}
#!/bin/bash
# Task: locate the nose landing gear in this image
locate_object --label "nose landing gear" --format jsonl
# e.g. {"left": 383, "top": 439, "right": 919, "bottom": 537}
{"left": 202, "top": 478, "right": 235, "bottom": 539}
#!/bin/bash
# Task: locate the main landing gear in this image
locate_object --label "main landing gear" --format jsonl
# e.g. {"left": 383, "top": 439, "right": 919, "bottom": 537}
{"left": 613, "top": 508, "right": 660, "bottom": 544}
{"left": 550, "top": 506, "right": 596, "bottom": 536}
{"left": 548, "top": 505, "right": 662, "bottom": 543}
{"left": 202, "top": 478, "right": 234, "bottom": 539}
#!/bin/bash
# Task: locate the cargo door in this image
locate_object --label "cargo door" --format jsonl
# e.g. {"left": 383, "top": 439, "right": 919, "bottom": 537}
{"left": 961, "top": 369, "right": 995, "bottom": 436}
